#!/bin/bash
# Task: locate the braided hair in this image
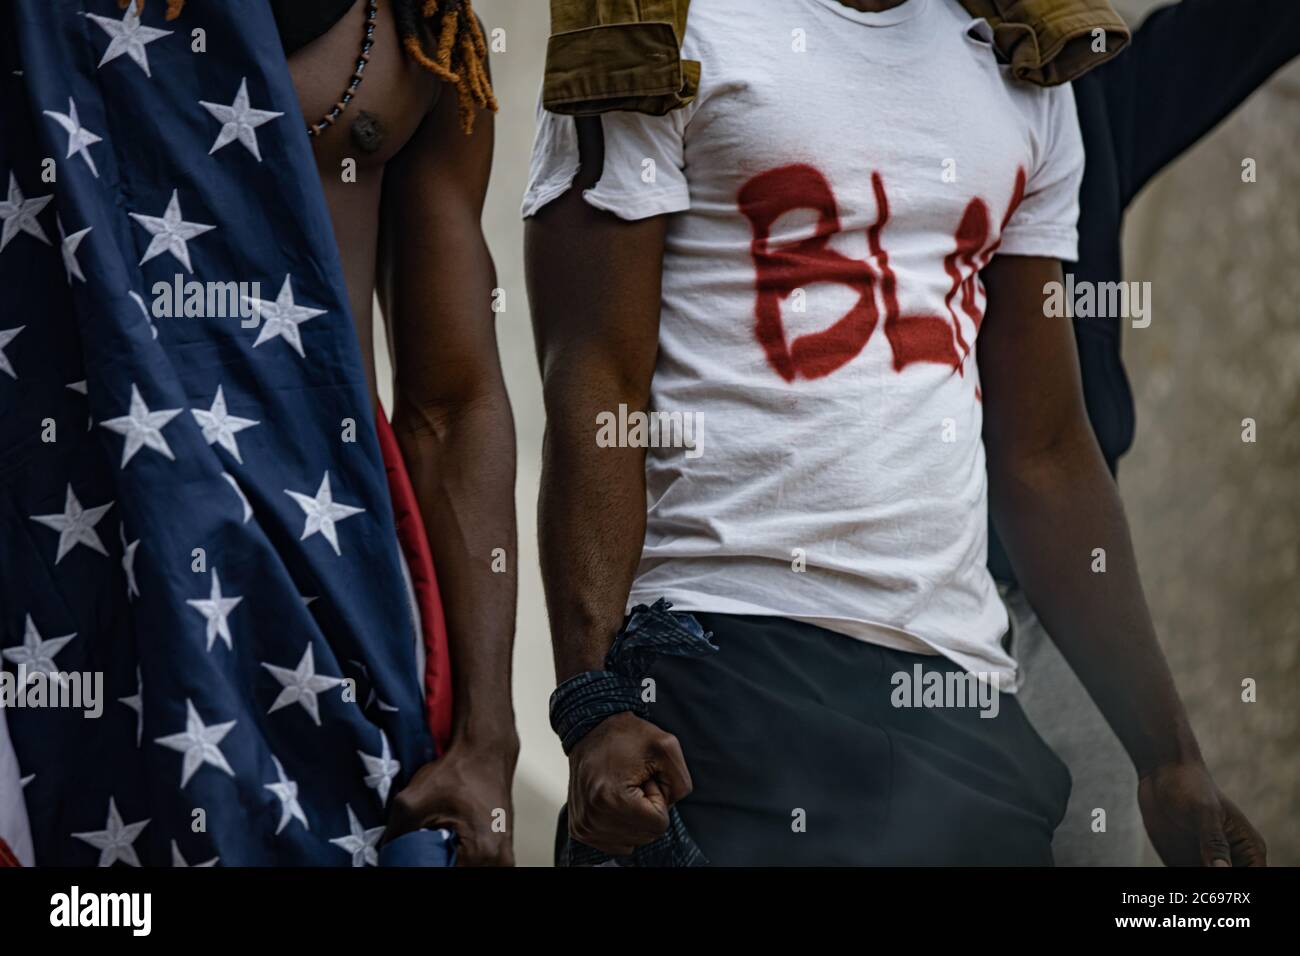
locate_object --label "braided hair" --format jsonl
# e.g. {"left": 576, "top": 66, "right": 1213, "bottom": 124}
{"left": 121, "top": 0, "right": 496, "bottom": 134}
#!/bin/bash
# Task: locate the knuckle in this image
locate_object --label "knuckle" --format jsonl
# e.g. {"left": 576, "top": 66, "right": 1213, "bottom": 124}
{"left": 589, "top": 780, "right": 624, "bottom": 811}
{"left": 585, "top": 780, "right": 611, "bottom": 808}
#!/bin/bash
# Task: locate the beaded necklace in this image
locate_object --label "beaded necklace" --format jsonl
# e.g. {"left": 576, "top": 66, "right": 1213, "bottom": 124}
{"left": 305, "top": 0, "right": 378, "bottom": 138}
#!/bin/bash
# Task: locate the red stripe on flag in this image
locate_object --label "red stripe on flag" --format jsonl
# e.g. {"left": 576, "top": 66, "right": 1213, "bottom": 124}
{"left": 376, "top": 408, "right": 454, "bottom": 754}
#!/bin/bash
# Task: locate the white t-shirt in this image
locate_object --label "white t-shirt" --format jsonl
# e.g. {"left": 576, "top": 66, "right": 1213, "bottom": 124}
{"left": 523, "top": 0, "right": 1084, "bottom": 687}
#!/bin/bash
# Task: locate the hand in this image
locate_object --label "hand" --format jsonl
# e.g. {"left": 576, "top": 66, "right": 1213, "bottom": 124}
{"left": 567, "top": 711, "right": 692, "bottom": 857}
{"left": 385, "top": 739, "right": 519, "bottom": 866}
{"left": 1138, "top": 761, "right": 1267, "bottom": 866}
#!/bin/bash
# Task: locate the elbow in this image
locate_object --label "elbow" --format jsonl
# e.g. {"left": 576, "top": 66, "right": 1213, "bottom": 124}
{"left": 391, "top": 379, "right": 514, "bottom": 452}
{"left": 543, "top": 341, "right": 652, "bottom": 399}
{"left": 987, "top": 420, "right": 1108, "bottom": 501}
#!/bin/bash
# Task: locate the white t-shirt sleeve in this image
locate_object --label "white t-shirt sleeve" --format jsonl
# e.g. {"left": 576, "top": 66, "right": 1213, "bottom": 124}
{"left": 521, "top": 100, "right": 693, "bottom": 222}
{"left": 997, "top": 82, "right": 1084, "bottom": 262}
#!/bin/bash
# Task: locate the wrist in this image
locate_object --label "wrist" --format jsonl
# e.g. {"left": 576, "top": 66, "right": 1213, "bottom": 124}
{"left": 448, "top": 713, "right": 520, "bottom": 764}
{"left": 549, "top": 608, "right": 626, "bottom": 682}
{"left": 549, "top": 669, "right": 642, "bottom": 754}
{"left": 555, "top": 654, "right": 609, "bottom": 684}
{"left": 1134, "top": 734, "right": 1204, "bottom": 780}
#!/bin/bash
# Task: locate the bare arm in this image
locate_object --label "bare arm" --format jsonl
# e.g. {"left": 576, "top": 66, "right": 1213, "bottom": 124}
{"left": 378, "top": 78, "right": 518, "bottom": 865}
{"left": 980, "top": 254, "right": 1265, "bottom": 866}
{"left": 524, "top": 117, "right": 692, "bottom": 856}
{"left": 525, "top": 118, "right": 666, "bottom": 682}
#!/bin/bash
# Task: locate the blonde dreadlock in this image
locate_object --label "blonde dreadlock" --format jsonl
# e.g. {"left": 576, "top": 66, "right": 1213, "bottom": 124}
{"left": 118, "top": 0, "right": 185, "bottom": 19}
{"left": 120, "top": 0, "right": 497, "bottom": 135}
{"left": 396, "top": 0, "right": 497, "bottom": 134}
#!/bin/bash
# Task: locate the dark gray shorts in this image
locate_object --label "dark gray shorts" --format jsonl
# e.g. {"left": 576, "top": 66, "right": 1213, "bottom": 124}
{"left": 560, "top": 611, "right": 1071, "bottom": 866}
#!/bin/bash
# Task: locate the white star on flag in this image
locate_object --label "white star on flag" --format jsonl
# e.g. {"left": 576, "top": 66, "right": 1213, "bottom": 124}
{"left": 244, "top": 275, "right": 325, "bottom": 358}
{"left": 171, "top": 840, "right": 219, "bottom": 867}
{"left": 2, "top": 614, "right": 75, "bottom": 680}
{"left": 58, "top": 216, "right": 91, "bottom": 283}
{"left": 29, "top": 484, "right": 114, "bottom": 563}
{"left": 120, "top": 667, "right": 144, "bottom": 747}
{"left": 186, "top": 568, "right": 243, "bottom": 652}
{"left": 0, "top": 325, "right": 24, "bottom": 379}
{"left": 285, "top": 472, "right": 364, "bottom": 556}
{"left": 85, "top": 2, "right": 172, "bottom": 77}
{"left": 99, "top": 383, "right": 183, "bottom": 468}
{"left": 43, "top": 99, "right": 103, "bottom": 178}
{"left": 200, "top": 77, "right": 284, "bottom": 162}
{"left": 120, "top": 524, "right": 141, "bottom": 601}
{"left": 0, "top": 173, "right": 51, "bottom": 252}
{"left": 192, "top": 385, "right": 259, "bottom": 463}
{"left": 261, "top": 644, "right": 344, "bottom": 726}
{"left": 71, "top": 798, "right": 150, "bottom": 867}
{"left": 221, "top": 472, "right": 253, "bottom": 523}
{"left": 154, "top": 698, "right": 237, "bottom": 788}
{"left": 329, "top": 805, "right": 384, "bottom": 867}
{"left": 266, "top": 755, "right": 309, "bottom": 835}
{"left": 358, "top": 730, "right": 401, "bottom": 806}
{"left": 129, "top": 189, "right": 215, "bottom": 273}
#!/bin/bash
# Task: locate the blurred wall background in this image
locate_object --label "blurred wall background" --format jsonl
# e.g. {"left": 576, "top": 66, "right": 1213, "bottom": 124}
{"left": 1110, "top": 0, "right": 1300, "bottom": 865}
{"left": 377, "top": 0, "right": 1299, "bottom": 865}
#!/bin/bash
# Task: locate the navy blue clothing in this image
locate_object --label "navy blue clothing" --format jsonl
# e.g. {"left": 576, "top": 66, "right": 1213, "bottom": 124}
{"left": 569, "top": 612, "right": 1071, "bottom": 866}
{"left": 989, "top": 1, "right": 1300, "bottom": 582}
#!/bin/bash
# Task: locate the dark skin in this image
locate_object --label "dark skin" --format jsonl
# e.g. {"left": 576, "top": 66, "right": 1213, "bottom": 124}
{"left": 525, "top": 110, "right": 1266, "bottom": 865}
{"left": 285, "top": 0, "right": 518, "bottom": 865}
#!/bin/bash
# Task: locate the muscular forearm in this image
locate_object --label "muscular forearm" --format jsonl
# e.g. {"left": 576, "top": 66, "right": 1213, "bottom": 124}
{"left": 526, "top": 115, "right": 665, "bottom": 686}
{"left": 989, "top": 430, "right": 1202, "bottom": 777}
{"left": 393, "top": 394, "right": 518, "bottom": 750}
{"left": 539, "top": 371, "right": 650, "bottom": 682}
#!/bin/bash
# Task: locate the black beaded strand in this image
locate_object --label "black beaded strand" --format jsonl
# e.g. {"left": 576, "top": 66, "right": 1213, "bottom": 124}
{"left": 307, "top": 0, "right": 379, "bottom": 137}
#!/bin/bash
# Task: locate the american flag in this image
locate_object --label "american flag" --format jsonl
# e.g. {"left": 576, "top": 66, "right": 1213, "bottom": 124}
{"left": 0, "top": 0, "right": 449, "bottom": 866}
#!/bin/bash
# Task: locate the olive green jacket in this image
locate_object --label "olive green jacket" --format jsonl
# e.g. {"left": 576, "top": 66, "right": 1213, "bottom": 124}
{"left": 543, "top": 0, "right": 1130, "bottom": 115}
